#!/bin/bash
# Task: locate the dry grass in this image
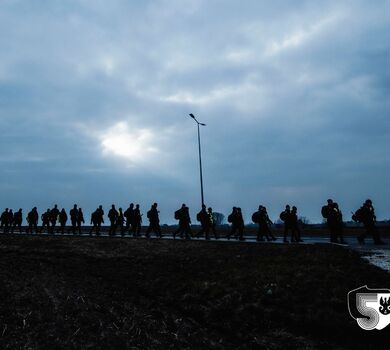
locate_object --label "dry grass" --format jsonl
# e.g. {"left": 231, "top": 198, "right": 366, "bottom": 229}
{"left": 0, "top": 235, "right": 388, "bottom": 349}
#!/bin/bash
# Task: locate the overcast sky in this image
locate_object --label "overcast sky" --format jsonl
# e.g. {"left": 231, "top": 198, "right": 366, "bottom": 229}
{"left": 0, "top": 0, "right": 389, "bottom": 223}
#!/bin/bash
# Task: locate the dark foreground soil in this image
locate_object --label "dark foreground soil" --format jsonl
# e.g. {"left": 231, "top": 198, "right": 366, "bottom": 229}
{"left": 0, "top": 236, "right": 388, "bottom": 350}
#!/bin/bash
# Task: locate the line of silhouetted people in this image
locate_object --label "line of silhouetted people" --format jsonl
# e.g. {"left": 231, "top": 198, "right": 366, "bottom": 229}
{"left": 0, "top": 199, "right": 385, "bottom": 245}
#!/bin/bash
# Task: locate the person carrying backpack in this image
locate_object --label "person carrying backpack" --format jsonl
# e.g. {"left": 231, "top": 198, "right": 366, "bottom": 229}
{"left": 26, "top": 207, "right": 38, "bottom": 234}
{"left": 227, "top": 207, "right": 245, "bottom": 241}
{"left": 352, "top": 199, "right": 385, "bottom": 245}
{"left": 280, "top": 205, "right": 302, "bottom": 243}
{"left": 11, "top": 209, "right": 23, "bottom": 234}
{"left": 89, "top": 205, "right": 104, "bottom": 236}
{"left": 173, "top": 204, "right": 192, "bottom": 239}
{"left": 40, "top": 209, "right": 51, "bottom": 233}
{"left": 253, "top": 205, "right": 276, "bottom": 241}
{"left": 195, "top": 204, "right": 210, "bottom": 239}
{"left": 146, "top": 203, "right": 162, "bottom": 238}
{"left": 321, "top": 199, "right": 346, "bottom": 244}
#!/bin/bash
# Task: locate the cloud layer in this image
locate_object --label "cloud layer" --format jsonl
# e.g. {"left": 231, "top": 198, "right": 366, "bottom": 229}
{"left": 1, "top": 0, "right": 390, "bottom": 223}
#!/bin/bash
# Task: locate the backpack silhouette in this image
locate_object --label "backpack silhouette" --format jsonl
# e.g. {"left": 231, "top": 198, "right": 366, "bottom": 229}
{"left": 174, "top": 210, "right": 180, "bottom": 220}
{"left": 321, "top": 206, "right": 329, "bottom": 218}
{"left": 352, "top": 208, "right": 363, "bottom": 222}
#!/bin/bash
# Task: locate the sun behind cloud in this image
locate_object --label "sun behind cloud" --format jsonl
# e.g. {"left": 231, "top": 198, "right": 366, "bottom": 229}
{"left": 101, "top": 122, "right": 159, "bottom": 164}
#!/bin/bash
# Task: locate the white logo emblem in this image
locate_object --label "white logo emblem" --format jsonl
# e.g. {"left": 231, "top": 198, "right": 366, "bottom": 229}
{"left": 348, "top": 285, "right": 390, "bottom": 330}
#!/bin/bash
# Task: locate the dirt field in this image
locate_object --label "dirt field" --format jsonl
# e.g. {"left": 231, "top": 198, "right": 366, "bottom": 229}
{"left": 0, "top": 235, "right": 389, "bottom": 349}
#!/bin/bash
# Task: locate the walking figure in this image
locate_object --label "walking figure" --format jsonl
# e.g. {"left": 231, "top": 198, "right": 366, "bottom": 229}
{"left": 0, "top": 208, "right": 9, "bottom": 233}
{"left": 26, "top": 207, "right": 39, "bottom": 234}
{"left": 77, "top": 208, "right": 85, "bottom": 234}
{"left": 69, "top": 204, "right": 78, "bottom": 235}
{"left": 49, "top": 204, "right": 60, "bottom": 234}
{"left": 40, "top": 209, "right": 51, "bottom": 233}
{"left": 321, "top": 199, "right": 346, "bottom": 244}
{"left": 133, "top": 204, "right": 142, "bottom": 237}
{"left": 196, "top": 205, "right": 209, "bottom": 239}
{"left": 108, "top": 205, "right": 119, "bottom": 236}
{"left": 196, "top": 205, "right": 218, "bottom": 239}
{"left": 118, "top": 208, "right": 125, "bottom": 236}
{"left": 7, "top": 209, "right": 14, "bottom": 234}
{"left": 353, "top": 199, "right": 385, "bottom": 245}
{"left": 89, "top": 205, "right": 104, "bottom": 236}
{"left": 252, "top": 205, "right": 276, "bottom": 241}
{"left": 11, "top": 209, "right": 23, "bottom": 234}
{"left": 173, "top": 204, "right": 192, "bottom": 239}
{"left": 227, "top": 207, "right": 245, "bottom": 240}
{"left": 280, "top": 205, "right": 302, "bottom": 243}
{"left": 59, "top": 208, "right": 68, "bottom": 234}
{"left": 124, "top": 203, "right": 134, "bottom": 236}
{"left": 207, "top": 207, "right": 218, "bottom": 239}
{"left": 146, "top": 203, "right": 162, "bottom": 238}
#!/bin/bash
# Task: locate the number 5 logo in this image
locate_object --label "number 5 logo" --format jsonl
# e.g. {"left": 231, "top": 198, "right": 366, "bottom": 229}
{"left": 348, "top": 286, "right": 390, "bottom": 330}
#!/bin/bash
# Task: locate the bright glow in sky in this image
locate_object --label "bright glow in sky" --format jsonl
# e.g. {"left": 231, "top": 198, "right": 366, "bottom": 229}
{"left": 101, "top": 122, "right": 159, "bottom": 164}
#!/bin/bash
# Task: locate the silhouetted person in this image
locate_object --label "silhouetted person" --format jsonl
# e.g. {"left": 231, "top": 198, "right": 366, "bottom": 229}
{"left": 59, "top": 208, "right": 68, "bottom": 234}
{"left": 1, "top": 208, "right": 9, "bottom": 233}
{"left": 252, "top": 205, "right": 276, "bottom": 241}
{"left": 40, "top": 209, "right": 51, "bottom": 233}
{"left": 353, "top": 199, "right": 384, "bottom": 245}
{"left": 280, "top": 205, "right": 291, "bottom": 242}
{"left": 133, "top": 204, "right": 142, "bottom": 237}
{"left": 321, "top": 199, "right": 346, "bottom": 244}
{"left": 207, "top": 207, "right": 218, "bottom": 239}
{"left": 290, "top": 206, "right": 302, "bottom": 242}
{"left": 197, "top": 206, "right": 218, "bottom": 240}
{"left": 6, "top": 209, "right": 14, "bottom": 234}
{"left": 227, "top": 206, "right": 236, "bottom": 239}
{"left": 118, "top": 208, "right": 125, "bottom": 236}
{"left": 333, "top": 203, "right": 346, "bottom": 244}
{"left": 49, "top": 204, "right": 60, "bottom": 234}
{"left": 280, "top": 205, "right": 301, "bottom": 242}
{"left": 89, "top": 210, "right": 99, "bottom": 235}
{"left": 227, "top": 207, "right": 244, "bottom": 240}
{"left": 69, "top": 204, "right": 78, "bottom": 234}
{"left": 108, "top": 205, "right": 118, "bottom": 236}
{"left": 146, "top": 203, "right": 162, "bottom": 238}
{"left": 174, "top": 204, "right": 192, "bottom": 239}
{"left": 124, "top": 203, "right": 134, "bottom": 236}
{"left": 77, "top": 208, "right": 85, "bottom": 234}
{"left": 91, "top": 205, "right": 104, "bottom": 236}
{"left": 196, "top": 205, "right": 209, "bottom": 239}
{"left": 11, "top": 209, "right": 23, "bottom": 234}
{"left": 26, "top": 207, "right": 38, "bottom": 234}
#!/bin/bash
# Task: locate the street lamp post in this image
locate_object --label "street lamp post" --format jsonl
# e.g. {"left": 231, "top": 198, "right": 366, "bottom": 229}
{"left": 189, "top": 113, "right": 206, "bottom": 207}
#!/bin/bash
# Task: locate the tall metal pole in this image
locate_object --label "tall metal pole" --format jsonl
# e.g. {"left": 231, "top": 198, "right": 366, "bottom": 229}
{"left": 189, "top": 114, "right": 206, "bottom": 207}
{"left": 197, "top": 122, "right": 205, "bottom": 207}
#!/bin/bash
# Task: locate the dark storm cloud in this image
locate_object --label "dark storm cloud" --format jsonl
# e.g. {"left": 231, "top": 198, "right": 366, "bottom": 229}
{"left": 0, "top": 0, "right": 390, "bottom": 222}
